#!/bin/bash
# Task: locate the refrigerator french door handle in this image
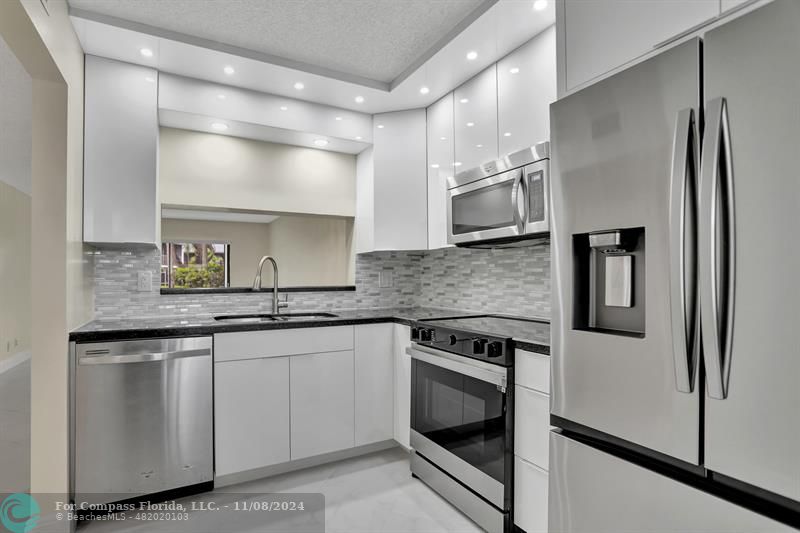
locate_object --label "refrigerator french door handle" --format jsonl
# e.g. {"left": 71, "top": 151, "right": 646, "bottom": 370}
{"left": 669, "top": 107, "right": 699, "bottom": 393}
{"left": 699, "top": 97, "right": 736, "bottom": 400}
{"left": 511, "top": 169, "right": 525, "bottom": 233}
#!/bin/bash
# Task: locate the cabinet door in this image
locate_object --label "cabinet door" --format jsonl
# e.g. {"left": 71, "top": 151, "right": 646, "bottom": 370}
{"left": 290, "top": 350, "right": 355, "bottom": 459}
{"left": 453, "top": 65, "right": 498, "bottom": 171}
{"left": 426, "top": 93, "right": 455, "bottom": 250}
{"left": 214, "top": 358, "right": 290, "bottom": 476}
{"left": 392, "top": 324, "right": 412, "bottom": 448}
{"left": 514, "top": 385, "right": 550, "bottom": 471}
{"left": 498, "top": 28, "right": 556, "bottom": 156}
{"left": 354, "top": 324, "right": 394, "bottom": 446}
{"left": 84, "top": 55, "right": 159, "bottom": 246}
{"left": 562, "top": 0, "right": 718, "bottom": 92}
{"left": 372, "top": 109, "right": 428, "bottom": 251}
{"left": 514, "top": 456, "right": 548, "bottom": 533}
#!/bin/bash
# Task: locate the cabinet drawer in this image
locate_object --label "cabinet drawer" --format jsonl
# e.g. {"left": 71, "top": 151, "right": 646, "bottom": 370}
{"left": 215, "top": 326, "right": 354, "bottom": 362}
{"left": 514, "top": 455, "right": 548, "bottom": 533}
{"left": 515, "top": 349, "right": 550, "bottom": 394}
{"left": 514, "top": 385, "right": 550, "bottom": 470}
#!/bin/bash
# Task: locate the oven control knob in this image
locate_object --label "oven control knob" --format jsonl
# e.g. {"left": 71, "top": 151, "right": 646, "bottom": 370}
{"left": 472, "top": 338, "right": 487, "bottom": 354}
{"left": 487, "top": 341, "right": 503, "bottom": 358}
{"left": 448, "top": 334, "right": 458, "bottom": 346}
{"left": 420, "top": 329, "right": 432, "bottom": 342}
{"left": 411, "top": 327, "right": 420, "bottom": 341}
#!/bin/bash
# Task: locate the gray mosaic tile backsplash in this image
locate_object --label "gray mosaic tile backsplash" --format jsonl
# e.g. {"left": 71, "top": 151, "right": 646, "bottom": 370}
{"left": 91, "top": 244, "right": 550, "bottom": 321}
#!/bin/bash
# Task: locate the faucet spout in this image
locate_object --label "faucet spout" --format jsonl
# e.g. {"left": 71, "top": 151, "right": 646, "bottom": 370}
{"left": 252, "top": 256, "right": 284, "bottom": 314}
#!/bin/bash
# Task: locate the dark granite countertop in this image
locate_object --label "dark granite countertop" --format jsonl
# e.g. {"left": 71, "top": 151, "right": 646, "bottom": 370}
{"left": 70, "top": 307, "right": 549, "bottom": 355}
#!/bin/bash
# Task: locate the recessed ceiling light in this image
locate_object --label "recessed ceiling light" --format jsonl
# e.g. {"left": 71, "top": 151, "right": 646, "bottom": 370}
{"left": 335, "top": 116, "right": 343, "bottom": 121}
{"left": 510, "top": 67, "right": 520, "bottom": 74}
{"left": 139, "top": 47, "right": 153, "bottom": 57}
{"left": 440, "top": 136, "right": 447, "bottom": 141}
{"left": 313, "top": 139, "right": 329, "bottom": 147}
{"left": 453, "top": 162, "right": 462, "bottom": 167}
{"left": 355, "top": 95, "right": 365, "bottom": 104}
{"left": 377, "top": 124, "right": 384, "bottom": 129}
{"left": 431, "top": 163, "right": 440, "bottom": 169}
{"left": 420, "top": 86, "right": 430, "bottom": 95}
{"left": 466, "top": 122, "right": 475, "bottom": 127}
{"left": 466, "top": 51, "right": 478, "bottom": 61}
{"left": 280, "top": 105, "right": 288, "bottom": 111}
{"left": 533, "top": 0, "right": 548, "bottom": 11}
{"left": 503, "top": 132, "right": 512, "bottom": 137}
{"left": 476, "top": 144, "right": 483, "bottom": 148}
{"left": 223, "top": 65, "right": 235, "bottom": 75}
{"left": 144, "top": 76, "right": 155, "bottom": 83}
{"left": 294, "top": 82, "right": 305, "bottom": 90}
{"left": 355, "top": 136, "right": 363, "bottom": 140}
{"left": 217, "top": 93, "right": 226, "bottom": 100}
{"left": 211, "top": 122, "right": 228, "bottom": 131}
{"left": 460, "top": 98, "right": 469, "bottom": 104}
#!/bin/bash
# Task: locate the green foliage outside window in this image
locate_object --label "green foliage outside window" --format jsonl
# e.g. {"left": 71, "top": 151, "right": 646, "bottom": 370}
{"left": 172, "top": 246, "right": 226, "bottom": 288}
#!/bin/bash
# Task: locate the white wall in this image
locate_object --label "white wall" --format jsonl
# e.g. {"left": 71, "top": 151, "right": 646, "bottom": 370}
{"left": 160, "top": 127, "right": 357, "bottom": 217}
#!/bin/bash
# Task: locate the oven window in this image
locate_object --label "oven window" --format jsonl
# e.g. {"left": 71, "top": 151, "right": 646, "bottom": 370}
{"left": 451, "top": 180, "right": 514, "bottom": 235}
{"left": 411, "top": 359, "right": 507, "bottom": 483}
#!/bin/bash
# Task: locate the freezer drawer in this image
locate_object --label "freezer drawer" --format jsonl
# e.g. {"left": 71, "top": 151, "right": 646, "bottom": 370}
{"left": 74, "top": 337, "right": 213, "bottom": 504}
{"left": 548, "top": 432, "right": 791, "bottom": 533}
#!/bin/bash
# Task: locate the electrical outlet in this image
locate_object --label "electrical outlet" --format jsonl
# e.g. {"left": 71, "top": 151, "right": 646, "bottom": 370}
{"left": 379, "top": 269, "right": 393, "bottom": 288}
{"left": 137, "top": 270, "right": 152, "bottom": 292}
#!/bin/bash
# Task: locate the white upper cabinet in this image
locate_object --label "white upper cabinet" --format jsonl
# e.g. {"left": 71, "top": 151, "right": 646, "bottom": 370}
{"left": 363, "top": 109, "right": 428, "bottom": 251}
{"left": 426, "top": 94, "right": 455, "bottom": 250}
{"left": 83, "top": 55, "right": 159, "bottom": 246}
{"left": 497, "top": 27, "right": 556, "bottom": 156}
{"left": 454, "top": 65, "right": 498, "bottom": 172}
{"left": 560, "top": 0, "right": 719, "bottom": 94}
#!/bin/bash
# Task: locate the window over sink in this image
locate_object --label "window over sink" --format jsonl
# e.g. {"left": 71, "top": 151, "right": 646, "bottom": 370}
{"left": 161, "top": 242, "right": 230, "bottom": 289}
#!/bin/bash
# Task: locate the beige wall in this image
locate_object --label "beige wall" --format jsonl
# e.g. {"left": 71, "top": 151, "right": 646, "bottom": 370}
{"left": 1, "top": 0, "right": 88, "bottom": 507}
{"left": 0, "top": 31, "right": 32, "bottom": 364}
{"left": 0, "top": 182, "right": 31, "bottom": 364}
{"left": 162, "top": 218, "right": 271, "bottom": 287}
{"left": 160, "top": 127, "right": 357, "bottom": 217}
{"left": 264, "top": 215, "right": 355, "bottom": 286}
{"left": 162, "top": 215, "right": 355, "bottom": 287}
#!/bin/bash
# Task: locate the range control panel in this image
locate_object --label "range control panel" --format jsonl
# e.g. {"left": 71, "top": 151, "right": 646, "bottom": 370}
{"left": 410, "top": 324, "right": 512, "bottom": 367}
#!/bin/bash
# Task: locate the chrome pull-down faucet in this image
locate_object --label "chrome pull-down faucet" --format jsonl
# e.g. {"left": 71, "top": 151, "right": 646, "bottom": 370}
{"left": 252, "top": 256, "right": 288, "bottom": 314}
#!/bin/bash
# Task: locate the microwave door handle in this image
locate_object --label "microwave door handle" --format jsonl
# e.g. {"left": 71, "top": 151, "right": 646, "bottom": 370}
{"left": 511, "top": 169, "right": 525, "bottom": 233}
{"left": 699, "top": 97, "right": 736, "bottom": 400}
{"left": 669, "top": 108, "right": 699, "bottom": 393}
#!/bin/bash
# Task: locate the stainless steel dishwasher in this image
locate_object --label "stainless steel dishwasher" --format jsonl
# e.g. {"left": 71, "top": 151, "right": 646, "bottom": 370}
{"left": 73, "top": 337, "right": 213, "bottom": 505}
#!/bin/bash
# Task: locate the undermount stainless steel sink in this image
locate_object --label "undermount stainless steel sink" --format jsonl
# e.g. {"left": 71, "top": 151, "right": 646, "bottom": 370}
{"left": 213, "top": 312, "right": 338, "bottom": 323}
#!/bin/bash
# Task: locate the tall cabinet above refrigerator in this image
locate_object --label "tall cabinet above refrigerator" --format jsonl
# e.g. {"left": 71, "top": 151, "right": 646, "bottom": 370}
{"left": 549, "top": 0, "right": 800, "bottom": 530}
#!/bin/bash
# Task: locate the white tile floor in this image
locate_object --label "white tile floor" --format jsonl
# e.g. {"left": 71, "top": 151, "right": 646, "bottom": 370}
{"left": 80, "top": 447, "right": 483, "bottom": 533}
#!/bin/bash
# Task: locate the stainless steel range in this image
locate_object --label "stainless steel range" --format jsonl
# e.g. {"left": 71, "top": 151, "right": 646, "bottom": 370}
{"left": 408, "top": 315, "right": 544, "bottom": 532}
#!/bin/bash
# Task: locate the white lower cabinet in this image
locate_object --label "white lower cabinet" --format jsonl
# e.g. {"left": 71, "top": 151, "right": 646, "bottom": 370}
{"left": 514, "top": 353, "right": 551, "bottom": 533}
{"left": 514, "top": 385, "right": 550, "bottom": 470}
{"left": 514, "top": 456, "right": 549, "bottom": 533}
{"left": 290, "top": 350, "right": 355, "bottom": 460}
{"left": 214, "top": 357, "right": 290, "bottom": 476}
{"left": 392, "top": 324, "right": 412, "bottom": 449}
{"left": 354, "top": 324, "right": 394, "bottom": 445}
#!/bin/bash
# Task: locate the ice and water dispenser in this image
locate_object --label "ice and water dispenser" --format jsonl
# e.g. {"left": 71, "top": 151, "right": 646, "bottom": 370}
{"left": 573, "top": 227, "right": 645, "bottom": 337}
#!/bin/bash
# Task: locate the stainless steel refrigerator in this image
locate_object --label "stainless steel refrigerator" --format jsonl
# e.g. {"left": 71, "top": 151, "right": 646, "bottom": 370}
{"left": 549, "top": 1, "right": 800, "bottom": 530}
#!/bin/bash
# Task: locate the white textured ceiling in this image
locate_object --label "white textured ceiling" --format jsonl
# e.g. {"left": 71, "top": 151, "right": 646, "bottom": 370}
{"left": 67, "top": 0, "right": 486, "bottom": 84}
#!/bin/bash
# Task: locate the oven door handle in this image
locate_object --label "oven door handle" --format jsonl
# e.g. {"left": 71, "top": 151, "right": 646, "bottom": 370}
{"left": 406, "top": 345, "right": 508, "bottom": 392}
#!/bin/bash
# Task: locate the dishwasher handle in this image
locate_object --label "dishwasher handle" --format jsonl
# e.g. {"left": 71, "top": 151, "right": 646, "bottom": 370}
{"left": 78, "top": 347, "right": 211, "bottom": 365}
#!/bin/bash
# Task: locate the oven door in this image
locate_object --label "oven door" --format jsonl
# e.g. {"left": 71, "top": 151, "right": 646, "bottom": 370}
{"left": 408, "top": 344, "right": 511, "bottom": 510}
{"left": 447, "top": 168, "right": 526, "bottom": 245}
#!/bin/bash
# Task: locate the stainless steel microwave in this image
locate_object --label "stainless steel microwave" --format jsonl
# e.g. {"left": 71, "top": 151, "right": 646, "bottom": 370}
{"left": 446, "top": 143, "right": 550, "bottom": 247}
